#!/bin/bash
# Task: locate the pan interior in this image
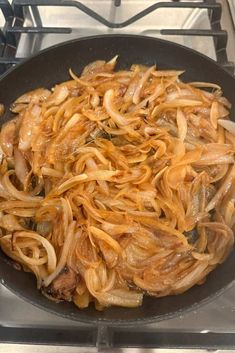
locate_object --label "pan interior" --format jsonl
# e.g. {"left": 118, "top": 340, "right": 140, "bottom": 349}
{"left": 0, "top": 35, "right": 235, "bottom": 324}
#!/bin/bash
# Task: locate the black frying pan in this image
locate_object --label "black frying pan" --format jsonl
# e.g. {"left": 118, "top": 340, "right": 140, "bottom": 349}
{"left": 0, "top": 35, "right": 235, "bottom": 325}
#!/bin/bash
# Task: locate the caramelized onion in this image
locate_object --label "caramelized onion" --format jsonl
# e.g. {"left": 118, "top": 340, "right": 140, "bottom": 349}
{"left": 104, "top": 89, "right": 129, "bottom": 126}
{"left": 0, "top": 58, "right": 233, "bottom": 311}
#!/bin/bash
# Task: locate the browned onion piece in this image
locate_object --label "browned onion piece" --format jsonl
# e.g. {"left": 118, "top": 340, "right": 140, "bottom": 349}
{"left": 103, "top": 89, "right": 130, "bottom": 125}
{"left": 0, "top": 120, "right": 16, "bottom": 157}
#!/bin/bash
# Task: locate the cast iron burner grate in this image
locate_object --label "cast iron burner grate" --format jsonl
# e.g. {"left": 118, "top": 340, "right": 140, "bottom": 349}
{"left": 0, "top": 0, "right": 234, "bottom": 74}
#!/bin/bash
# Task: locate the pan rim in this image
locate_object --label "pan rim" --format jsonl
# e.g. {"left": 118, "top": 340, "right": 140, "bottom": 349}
{"left": 2, "top": 271, "right": 235, "bottom": 325}
{"left": 0, "top": 34, "right": 235, "bottom": 325}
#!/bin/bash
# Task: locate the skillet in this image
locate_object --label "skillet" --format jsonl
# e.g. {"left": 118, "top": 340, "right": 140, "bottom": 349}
{"left": 0, "top": 34, "right": 235, "bottom": 324}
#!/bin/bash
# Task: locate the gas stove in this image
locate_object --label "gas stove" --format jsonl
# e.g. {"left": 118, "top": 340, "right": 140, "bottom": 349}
{"left": 0, "top": 1, "right": 235, "bottom": 352}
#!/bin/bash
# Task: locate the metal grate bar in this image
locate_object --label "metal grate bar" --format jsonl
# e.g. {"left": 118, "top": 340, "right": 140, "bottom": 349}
{"left": 6, "top": 28, "right": 227, "bottom": 37}
{"left": 0, "top": 0, "right": 13, "bottom": 20}
{"left": 2, "top": 325, "right": 235, "bottom": 349}
{"left": 4, "top": 17, "right": 18, "bottom": 46}
{"left": 0, "top": 57, "right": 20, "bottom": 63}
{"left": 208, "top": 0, "right": 229, "bottom": 65}
{"left": 0, "top": 326, "right": 97, "bottom": 346}
{"left": 161, "top": 29, "right": 227, "bottom": 37}
{"left": 112, "top": 330, "right": 235, "bottom": 349}
{"left": 0, "top": 29, "right": 6, "bottom": 44}
{"left": 6, "top": 26, "right": 72, "bottom": 34}
{"left": 12, "top": 0, "right": 223, "bottom": 29}
{"left": 30, "top": 5, "right": 42, "bottom": 26}
{"left": 0, "top": 1, "right": 13, "bottom": 71}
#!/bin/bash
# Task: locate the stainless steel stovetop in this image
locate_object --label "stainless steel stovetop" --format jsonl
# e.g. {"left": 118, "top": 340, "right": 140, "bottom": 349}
{"left": 0, "top": 1, "right": 235, "bottom": 352}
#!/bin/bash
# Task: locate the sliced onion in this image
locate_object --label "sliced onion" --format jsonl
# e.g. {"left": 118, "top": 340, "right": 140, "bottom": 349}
{"left": 47, "top": 85, "right": 69, "bottom": 106}
{"left": 89, "top": 226, "right": 122, "bottom": 254}
{"left": 0, "top": 120, "right": 16, "bottom": 157}
{"left": 90, "top": 92, "right": 100, "bottom": 108}
{"left": 218, "top": 119, "right": 235, "bottom": 135}
{"left": 152, "top": 99, "right": 202, "bottom": 118}
{"left": 106, "top": 55, "right": 118, "bottom": 68}
{"left": 0, "top": 214, "right": 25, "bottom": 231}
{"left": 43, "top": 221, "right": 75, "bottom": 286}
{"left": 103, "top": 89, "right": 129, "bottom": 125}
{"left": 78, "top": 147, "right": 108, "bottom": 165}
{"left": 0, "top": 180, "right": 12, "bottom": 199}
{"left": 41, "top": 167, "right": 63, "bottom": 178}
{"left": 152, "top": 70, "right": 184, "bottom": 77}
{"left": 14, "top": 88, "right": 51, "bottom": 104}
{"left": 13, "top": 231, "right": 57, "bottom": 274}
{"left": 14, "top": 147, "right": 29, "bottom": 185}
{"left": 176, "top": 108, "right": 187, "bottom": 141}
{"left": 133, "top": 65, "right": 155, "bottom": 104}
{"left": 194, "top": 144, "right": 234, "bottom": 166}
{"left": 19, "top": 105, "right": 41, "bottom": 151}
{"left": 206, "top": 165, "right": 235, "bottom": 212}
{"left": 15, "top": 245, "right": 47, "bottom": 266}
{"left": 173, "top": 261, "right": 209, "bottom": 290}
{"left": 2, "top": 171, "right": 43, "bottom": 202}
{"left": 81, "top": 60, "right": 105, "bottom": 77}
{"left": 133, "top": 216, "right": 189, "bottom": 246}
{"left": 97, "top": 289, "right": 143, "bottom": 308}
{"left": 189, "top": 82, "right": 221, "bottom": 90}
{"left": 210, "top": 101, "right": 219, "bottom": 129}
{"left": 166, "top": 89, "right": 194, "bottom": 102}
{"left": 0, "top": 200, "right": 40, "bottom": 211}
